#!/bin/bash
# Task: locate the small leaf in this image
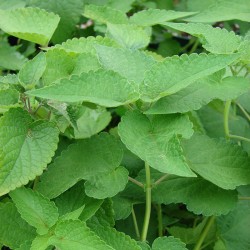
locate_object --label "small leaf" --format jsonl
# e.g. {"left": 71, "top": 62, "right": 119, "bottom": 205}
{"left": 31, "top": 234, "right": 51, "bottom": 250}
{"left": 10, "top": 187, "right": 59, "bottom": 235}
{"left": 118, "top": 111, "right": 195, "bottom": 177}
{"left": 0, "top": 108, "right": 59, "bottom": 196}
{"left": 152, "top": 236, "right": 188, "bottom": 250}
{"left": 27, "top": 69, "right": 139, "bottom": 107}
{"left": 182, "top": 134, "right": 250, "bottom": 189}
{"left": 130, "top": 8, "right": 196, "bottom": 26}
{"left": 48, "top": 220, "right": 114, "bottom": 250}
{"left": 140, "top": 53, "right": 239, "bottom": 102}
{"left": 0, "top": 7, "right": 60, "bottom": 45}
{"left": 85, "top": 166, "right": 129, "bottom": 199}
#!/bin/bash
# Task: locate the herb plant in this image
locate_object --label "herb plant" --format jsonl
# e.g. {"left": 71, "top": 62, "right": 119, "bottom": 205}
{"left": 0, "top": 0, "right": 250, "bottom": 249}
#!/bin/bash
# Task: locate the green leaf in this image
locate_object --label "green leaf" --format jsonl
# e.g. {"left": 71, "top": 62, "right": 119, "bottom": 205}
{"left": 163, "top": 22, "right": 241, "bottom": 54}
{"left": 31, "top": 234, "right": 51, "bottom": 250}
{"left": 152, "top": 236, "right": 188, "bottom": 250}
{"left": 95, "top": 45, "right": 156, "bottom": 84}
{"left": 182, "top": 134, "right": 250, "bottom": 189}
{"left": 10, "top": 187, "right": 59, "bottom": 235}
{"left": 18, "top": 52, "right": 46, "bottom": 88}
{"left": 146, "top": 75, "right": 250, "bottom": 114}
{"left": 0, "top": 89, "right": 19, "bottom": 106}
{"left": 0, "top": 40, "right": 27, "bottom": 70}
{"left": 48, "top": 220, "right": 114, "bottom": 250}
{"left": 85, "top": 166, "right": 129, "bottom": 199}
{"left": 89, "top": 224, "right": 141, "bottom": 250}
{"left": 0, "top": 0, "right": 26, "bottom": 10}
{"left": 130, "top": 8, "right": 196, "bottom": 26}
{"left": 0, "top": 202, "right": 36, "bottom": 249}
{"left": 217, "top": 201, "right": 250, "bottom": 250}
{"left": 0, "top": 7, "right": 60, "bottom": 45}
{"left": 84, "top": 4, "right": 128, "bottom": 24}
{"left": 0, "top": 108, "right": 59, "bottom": 196}
{"left": 118, "top": 111, "right": 195, "bottom": 177}
{"left": 27, "top": 69, "right": 139, "bottom": 107}
{"left": 185, "top": 0, "right": 250, "bottom": 22}
{"left": 107, "top": 23, "right": 151, "bottom": 49}
{"left": 0, "top": 74, "right": 19, "bottom": 85}
{"left": 140, "top": 53, "right": 239, "bottom": 102}
{"left": 112, "top": 196, "right": 132, "bottom": 220}
{"left": 152, "top": 176, "right": 237, "bottom": 216}
{"left": 28, "top": 0, "right": 84, "bottom": 44}
{"left": 36, "top": 133, "right": 123, "bottom": 198}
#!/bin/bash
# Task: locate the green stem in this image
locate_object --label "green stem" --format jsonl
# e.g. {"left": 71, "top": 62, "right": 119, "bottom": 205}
{"left": 239, "top": 196, "right": 250, "bottom": 200}
{"left": 153, "top": 174, "right": 169, "bottom": 186}
{"left": 224, "top": 100, "right": 231, "bottom": 139}
{"left": 193, "top": 216, "right": 215, "bottom": 250}
{"left": 157, "top": 204, "right": 163, "bottom": 237}
{"left": 141, "top": 162, "right": 151, "bottom": 241}
{"left": 128, "top": 176, "right": 144, "bottom": 188}
{"left": 237, "top": 102, "right": 250, "bottom": 122}
{"left": 228, "top": 134, "right": 250, "bottom": 143}
{"left": 189, "top": 39, "right": 199, "bottom": 54}
{"left": 131, "top": 206, "right": 140, "bottom": 240}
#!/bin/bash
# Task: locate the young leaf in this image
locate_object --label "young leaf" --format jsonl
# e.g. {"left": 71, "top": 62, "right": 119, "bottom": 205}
{"left": 28, "top": 0, "right": 84, "bottom": 44}
{"left": 152, "top": 236, "right": 188, "bottom": 250}
{"left": 0, "top": 108, "right": 59, "bottom": 196}
{"left": 85, "top": 166, "right": 129, "bottom": 199}
{"left": 84, "top": 4, "right": 128, "bottom": 24}
{"left": 130, "top": 8, "right": 196, "bottom": 26}
{"left": 31, "top": 234, "right": 51, "bottom": 250}
{"left": 118, "top": 111, "right": 195, "bottom": 177}
{"left": 0, "top": 7, "right": 60, "bottom": 45}
{"left": 163, "top": 22, "right": 241, "bottom": 54}
{"left": 48, "top": 220, "right": 114, "bottom": 250}
{"left": 27, "top": 69, "right": 139, "bottom": 107}
{"left": 18, "top": 52, "right": 46, "bottom": 88}
{"left": 140, "top": 53, "right": 239, "bottom": 102}
{"left": 10, "top": 187, "right": 59, "bottom": 235}
{"left": 36, "top": 133, "right": 123, "bottom": 198}
{"left": 95, "top": 45, "right": 156, "bottom": 84}
{"left": 107, "top": 23, "right": 151, "bottom": 49}
{"left": 182, "top": 134, "right": 250, "bottom": 189}
{"left": 146, "top": 75, "right": 250, "bottom": 114}
{"left": 0, "top": 202, "right": 36, "bottom": 249}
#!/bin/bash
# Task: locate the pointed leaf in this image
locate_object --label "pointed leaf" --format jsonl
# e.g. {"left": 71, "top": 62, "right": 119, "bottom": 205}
{"left": 31, "top": 234, "right": 51, "bottom": 250}
{"left": 0, "top": 108, "right": 59, "bottom": 196}
{"left": 163, "top": 22, "right": 241, "bottom": 54}
{"left": 27, "top": 69, "right": 139, "bottom": 107}
{"left": 10, "top": 187, "right": 59, "bottom": 235}
{"left": 182, "top": 134, "right": 250, "bottom": 189}
{"left": 152, "top": 236, "right": 188, "bottom": 250}
{"left": 141, "top": 53, "right": 239, "bottom": 102}
{"left": 118, "top": 111, "right": 195, "bottom": 177}
{"left": 0, "top": 7, "right": 60, "bottom": 45}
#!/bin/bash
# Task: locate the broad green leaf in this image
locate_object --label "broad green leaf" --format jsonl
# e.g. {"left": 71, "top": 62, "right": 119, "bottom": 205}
{"left": 152, "top": 236, "right": 188, "bottom": 250}
{"left": 18, "top": 52, "right": 46, "bottom": 88}
{"left": 0, "top": 108, "right": 59, "bottom": 196}
{"left": 90, "top": 224, "right": 141, "bottom": 250}
{"left": 152, "top": 176, "right": 237, "bottom": 216}
{"left": 53, "top": 36, "right": 118, "bottom": 54}
{"left": 28, "top": 0, "right": 84, "bottom": 44}
{"left": 10, "top": 187, "right": 59, "bottom": 235}
{"left": 185, "top": 0, "right": 250, "bottom": 22}
{"left": 85, "top": 166, "right": 129, "bottom": 199}
{"left": 146, "top": 75, "right": 250, "bottom": 114}
{"left": 140, "top": 53, "right": 239, "bottom": 102}
{"left": 0, "top": 7, "right": 60, "bottom": 45}
{"left": 182, "top": 134, "right": 250, "bottom": 189}
{"left": 0, "top": 0, "right": 25, "bottom": 9}
{"left": 112, "top": 196, "right": 132, "bottom": 220}
{"left": 163, "top": 22, "right": 241, "bottom": 54}
{"left": 84, "top": 4, "right": 128, "bottom": 24}
{"left": 239, "top": 40, "right": 250, "bottom": 64}
{"left": 27, "top": 69, "right": 139, "bottom": 107}
{"left": 0, "top": 202, "right": 36, "bottom": 249}
{"left": 107, "top": 23, "right": 151, "bottom": 49}
{"left": 0, "top": 74, "right": 19, "bottom": 85}
{"left": 0, "top": 41, "right": 27, "bottom": 70}
{"left": 118, "top": 111, "right": 195, "bottom": 177}
{"left": 31, "top": 234, "right": 51, "bottom": 250}
{"left": 0, "top": 89, "right": 19, "bottom": 106}
{"left": 36, "top": 133, "right": 123, "bottom": 198}
{"left": 130, "top": 8, "right": 196, "bottom": 26}
{"left": 42, "top": 48, "right": 77, "bottom": 86}
{"left": 59, "top": 205, "right": 85, "bottom": 221}
{"left": 48, "top": 220, "right": 114, "bottom": 250}
{"left": 95, "top": 45, "right": 156, "bottom": 84}
{"left": 217, "top": 201, "right": 250, "bottom": 250}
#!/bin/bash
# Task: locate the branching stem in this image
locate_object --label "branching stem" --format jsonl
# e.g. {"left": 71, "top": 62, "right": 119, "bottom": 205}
{"left": 128, "top": 176, "right": 144, "bottom": 188}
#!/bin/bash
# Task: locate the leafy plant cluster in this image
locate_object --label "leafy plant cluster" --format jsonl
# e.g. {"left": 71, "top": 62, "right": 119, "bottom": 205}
{"left": 0, "top": 0, "right": 250, "bottom": 249}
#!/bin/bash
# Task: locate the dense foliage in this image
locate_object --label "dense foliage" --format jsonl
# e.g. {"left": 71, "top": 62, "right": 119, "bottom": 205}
{"left": 0, "top": 0, "right": 250, "bottom": 249}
